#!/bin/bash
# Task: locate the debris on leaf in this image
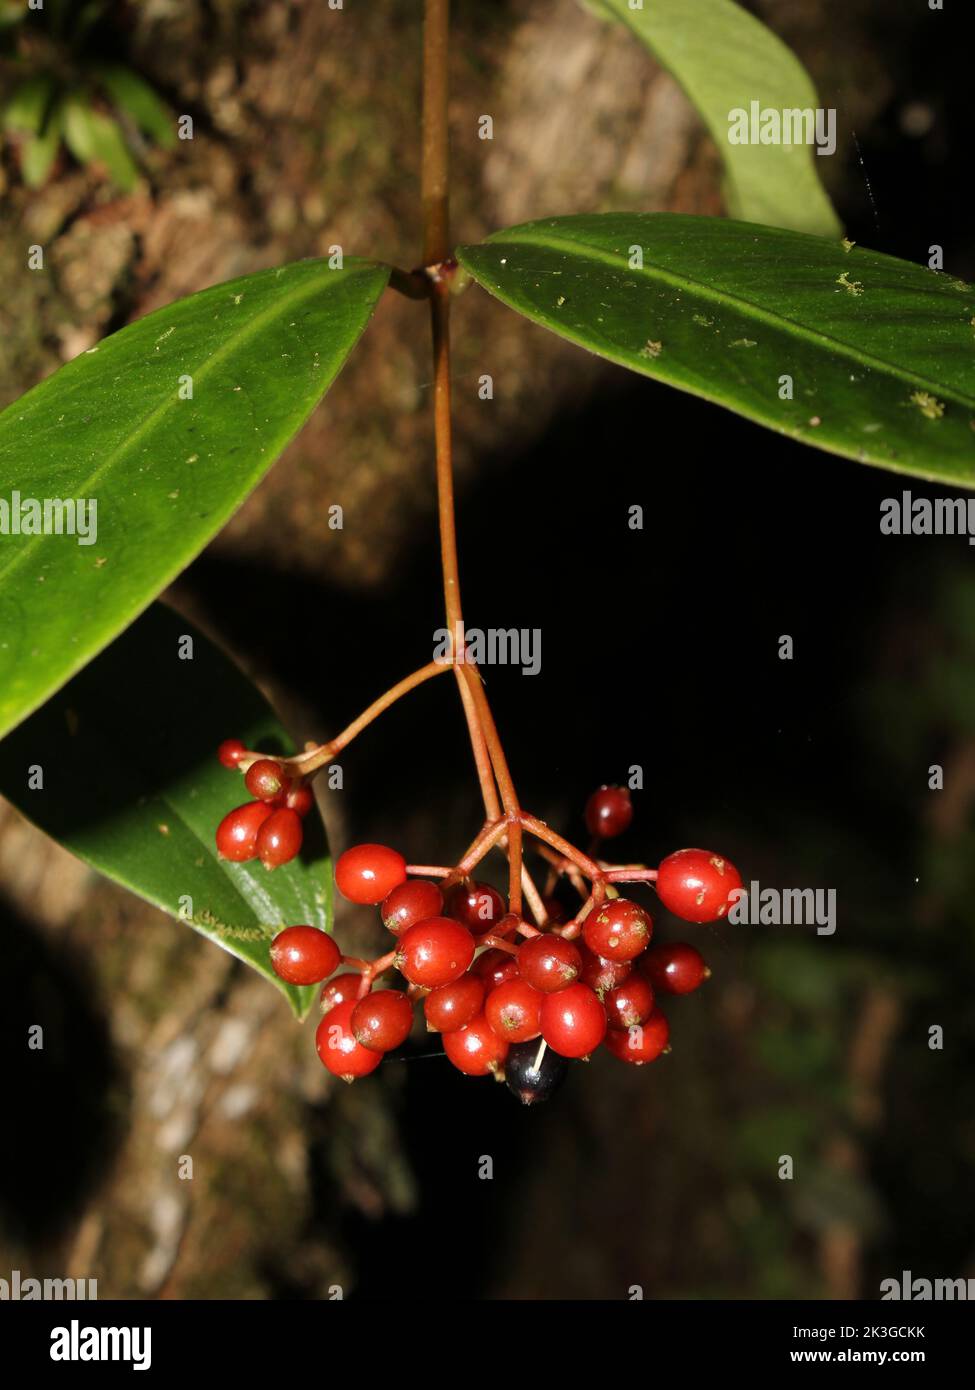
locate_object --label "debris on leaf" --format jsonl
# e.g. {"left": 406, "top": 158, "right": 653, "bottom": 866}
{"left": 909, "top": 391, "right": 945, "bottom": 420}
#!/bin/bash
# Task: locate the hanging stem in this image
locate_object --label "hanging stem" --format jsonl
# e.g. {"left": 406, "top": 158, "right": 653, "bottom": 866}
{"left": 454, "top": 666, "right": 503, "bottom": 821}
{"left": 422, "top": 0, "right": 506, "bottom": 828}
{"left": 457, "top": 663, "right": 520, "bottom": 813}
{"left": 507, "top": 818, "right": 524, "bottom": 914}
{"left": 422, "top": 0, "right": 458, "bottom": 643}
{"left": 456, "top": 661, "right": 525, "bottom": 903}
{"left": 422, "top": 0, "right": 451, "bottom": 267}
{"left": 430, "top": 285, "right": 461, "bottom": 636}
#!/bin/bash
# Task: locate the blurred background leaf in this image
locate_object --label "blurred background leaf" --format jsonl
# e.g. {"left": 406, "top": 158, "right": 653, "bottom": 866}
{"left": 0, "top": 0, "right": 172, "bottom": 188}
{"left": 580, "top": 0, "right": 841, "bottom": 236}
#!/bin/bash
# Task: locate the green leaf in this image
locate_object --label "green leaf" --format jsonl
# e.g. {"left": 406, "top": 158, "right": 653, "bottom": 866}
{"left": 457, "top": 214, "right": 975, "bottom": 485}
{"left": 0, "top": 603, "right": 331, "bottom": 1019}
{"left": 62, "top": 92, "right": 139, "bottom": 190}
{"left": 0, "top": 256, "right": 389, "bottom": 741}
{"left": 2, "top": 74, "right": 56, "bottom": 134}
{"left": 20, "top": 101, "right": 63, "bottom": 187}
{"left": 581, "top": 0, "right": 840, "bottom": 237}
{"left": 97, "top": 64, "right": 176, "bottom": 150}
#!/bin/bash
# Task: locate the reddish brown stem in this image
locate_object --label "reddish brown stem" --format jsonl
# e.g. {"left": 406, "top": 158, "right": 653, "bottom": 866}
{"left": 422, "top": 2, "right": 503, "bottom": 825}
{"left": 239, "top": 660, "right": 450, "bottom": 777}
{"left": 518, "top": 812, "right": 604, "bottom": 882}
{"left": 357, "top": 949, "right": 398, "bottom": 999}
{"left": 442, "top": 819, "right": 507, "bottom": 888}
{"left": 476, "top": 935, "right": 519, "bottom": 956}
{"left": 422, "top": 0, "right": 450, "bottom": 266}
{"left": 519, "top": 863, "right": 547, "bottom": 926}
{"left": 457, "top": 663, "right": 521, "bottom": 816}
{"left": 507, "top": 818, "right": 524, "bottom": 914}
{"left": 454, "top": 665, "right": 503, "bottom": 821}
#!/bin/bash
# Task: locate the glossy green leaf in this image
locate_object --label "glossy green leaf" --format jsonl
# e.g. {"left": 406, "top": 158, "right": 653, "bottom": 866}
{"left": 98, "top": 65, "right": 176, "bottom": 150}
{"left": 581, "top": 0, "right": 840, "bottom": 237}
{"left": 0, "top": 603, "right": 331, "bottom": 1019}
{"left": 0, "top": 256, "right": 389, "bottom": 740}
{"left": 457, "top": 214, "right": 975, "bottom": 485}
{"left": 62, "top": 92, "right": 139, "bottom": 190}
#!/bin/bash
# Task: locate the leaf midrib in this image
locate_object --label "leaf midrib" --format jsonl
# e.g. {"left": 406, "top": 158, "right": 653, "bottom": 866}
{"left": 478, "top": 229, "right": 975, "bottom": 410}
{"left": 0, "top": 264, "right": 379, "bottom": 588}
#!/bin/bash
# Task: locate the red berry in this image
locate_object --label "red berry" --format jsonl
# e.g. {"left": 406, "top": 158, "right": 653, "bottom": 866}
{"left": 603, "top": 1007, "right": 669, "bottom": 1065}
{"left": 443, "top": 1013, "right": 509, "bottom": 1077}
{"left": 256, "top": 807, "right": 303, "bottom": 869}
{"left": 656, "top": 848, "right": 742, "bottom": 923}
{"left": 394, "top": 917, "right": 475, "bottom": 988}
{"left": 641, "top": 942, "right": 710, "bottom": 995}
{"left": 381, "top": 879, "right": 444, "bottom": 936}
{"left": 447, "top": 880, "right": 506, "bottom": 935}
{"left": 578, "top": 943, "right": 631, "bottom": 998}
{"left": 245, "top": 758, "right": 288, "bottom": 802}
{"left": 270, "top": 925, "right": 340, "bottom": 986}
{"left": 583, "top": 898, "right": 652, "bottom": 962}
{"left": 315, "top": 999, "right": 384, "bottom": 1081}
{"left": 424, "top": 975, "right": 485, "bottom": 1033}
{"left": 584, "top": 784, "right": 633, "bottom": 839}
{"left": 539, "top": 982, "right": 607, "bottom": 1058}
{"left": 517, "top": 934, "right": 583, "bottom": 993}
{"left": 216, "top": 801, "right": 273, "bottom": 861}
{"left": 604, "top": 973, "right": 654, "bottom": 1030}
{"left": 351, "top": 989, "right": 414, "bottom": 1052}
{"left": 335, "top": 843, "right": 408, "bottom": 904}
{"left": 286, "top": 783, "right": 315, "bottom": 817}
{"left": 320, "top": 972, "right": 361, "bottom": 1015}
{"left": 485, "top": 977, "right": 544, "bottom": 1043}
{"left": 472, "top": 947, "right": 520, "bottom": 991}
{"left": 218, "top": 738, "right": 247, "bottom": 769}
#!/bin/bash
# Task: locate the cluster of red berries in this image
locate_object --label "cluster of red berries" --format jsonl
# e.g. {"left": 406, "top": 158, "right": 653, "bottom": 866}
{"left": 214, "top": 740, "right": 315, "bottom": 869}
{"left": 245, "top": 779, "right": 741, "bottom": 1104}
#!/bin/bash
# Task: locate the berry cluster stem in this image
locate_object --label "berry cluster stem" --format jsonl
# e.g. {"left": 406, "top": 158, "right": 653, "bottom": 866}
{"left": 421, "top": 0, "right": 526, "bottom": 892}
{"left": 422, "top": 0, "right": 503, "bottom": 828}
{"left": 238, "top": 1, "right": 671, "bottom": 961}
{"left": 315, "top": 659, "right": 448, "bottom": 764}
{"left": 235, "top": 659, "right": 451, "bottom": 778}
